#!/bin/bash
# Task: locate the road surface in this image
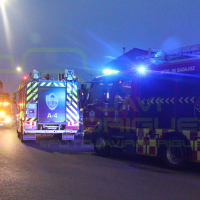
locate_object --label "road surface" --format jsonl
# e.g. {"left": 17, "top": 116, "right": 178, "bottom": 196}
{"left": 0, "top": 127, "right": 200, "bottom": 200}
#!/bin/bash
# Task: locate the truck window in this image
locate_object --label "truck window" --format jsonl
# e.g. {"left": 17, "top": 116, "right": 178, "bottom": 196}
{"left": 115, "top": 80, "right": 132, "bottom": 102}
{"left": 89, "top": 82, "right": 104, "bottom": 104}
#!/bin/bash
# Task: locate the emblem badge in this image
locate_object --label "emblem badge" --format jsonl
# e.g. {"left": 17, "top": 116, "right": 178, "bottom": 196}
{"left": 46, "top": 93, "right": 59, "bottom": 110}
{"left": 89, "top": 110, "right": 95, "bottom": 122}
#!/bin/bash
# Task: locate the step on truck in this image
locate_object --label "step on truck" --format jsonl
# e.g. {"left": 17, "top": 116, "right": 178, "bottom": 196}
{"left": 82, "top": 44, "right": 200, "bottom": 169}
{"left": 15, "top": 69, "right": 79, "bottom": 142}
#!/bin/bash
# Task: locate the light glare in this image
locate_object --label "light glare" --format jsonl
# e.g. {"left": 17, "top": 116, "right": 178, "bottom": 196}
{"left": 137, "top": 66, "right": 147, "bottom": 74}
{"left": 17, "top": 67, "right": 21, "bottom": 72}
{"left": 103, "top": 69, "right": 119, "bottom": 74}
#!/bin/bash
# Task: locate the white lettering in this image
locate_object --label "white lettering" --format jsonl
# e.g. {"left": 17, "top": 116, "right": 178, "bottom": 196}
{"left": 47, "top": 113, "right": 58, "bottom": 118}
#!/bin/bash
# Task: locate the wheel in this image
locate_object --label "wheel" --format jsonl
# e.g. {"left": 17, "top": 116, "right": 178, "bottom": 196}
{"left": 94, "top": 134, "right": 111, "bottom": 157}
{"left": 161, "top": 136, "right": 187, "bottom": 169}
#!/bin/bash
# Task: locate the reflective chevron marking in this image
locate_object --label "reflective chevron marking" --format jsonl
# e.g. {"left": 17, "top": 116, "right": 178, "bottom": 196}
{"left": 150, "top": 98, "right": 154, "bottom": 104}
{"left": 191, "top": 97, "right": 195, "bottom": 103}
{"left": 170, "top": 98, "right": 174, "bottom": 104}
{"left": 66, "top": 82, "right": 79, "bottom": 123}
{"left": 27, "top": 88, "right": 38, "bottom": 102}
{"left": 155, "top": 98, "right": 159, "bottom": 104}
{"left": 40, "top": 82, "right": 46, "bottom": 86}
{"left": 184, "top": 97, "right": 189, "bottom": 104}
{"left": 179, "top": 97, "right": 183, "bottom": 104}
{"left": 59, "top": 83, "right": 65, "bottom": 87}
{"left": 141, "top": 99, "right": 145, "bottom": 104}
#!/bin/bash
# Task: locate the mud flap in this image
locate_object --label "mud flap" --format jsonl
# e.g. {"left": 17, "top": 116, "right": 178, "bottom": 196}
{"left": 23, "top": 133, "right": 36, "bottom": 141}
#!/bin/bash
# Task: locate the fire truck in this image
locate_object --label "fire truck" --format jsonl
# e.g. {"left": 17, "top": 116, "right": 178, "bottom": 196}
{"left": 16, "top": 69, "right": 79, "bottom": 142}
{"left": 0, "top": 93, "right": 13, "bottom": 128}
{"left": 83, "top": 44, "right": 200, "bottom": 168}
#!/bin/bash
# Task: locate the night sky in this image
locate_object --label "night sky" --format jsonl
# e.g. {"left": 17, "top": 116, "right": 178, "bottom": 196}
{"left": 1, "top": 0, "right": 200, "bottom": 93}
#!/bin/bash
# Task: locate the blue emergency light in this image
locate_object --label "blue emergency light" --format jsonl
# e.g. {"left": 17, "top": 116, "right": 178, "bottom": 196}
{"left": 137, "top": 66, "right": 147, "bottom": 74}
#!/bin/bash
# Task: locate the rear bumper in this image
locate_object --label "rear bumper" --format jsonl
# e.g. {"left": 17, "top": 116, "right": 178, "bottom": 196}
{"left": 24, "top": 130, "right": 77, "bottom": 134}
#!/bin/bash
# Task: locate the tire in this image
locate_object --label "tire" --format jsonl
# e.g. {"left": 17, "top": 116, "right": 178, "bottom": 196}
{"left": 94, "top": 134, "right": 111, "bottom": 157}
{"left": 161, "top": 136, "right": 187, "bottom": 169}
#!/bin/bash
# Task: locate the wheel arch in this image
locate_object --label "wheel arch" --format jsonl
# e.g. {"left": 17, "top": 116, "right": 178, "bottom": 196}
{"left": 157, "top": 131, "right": 192, "bottom": 161}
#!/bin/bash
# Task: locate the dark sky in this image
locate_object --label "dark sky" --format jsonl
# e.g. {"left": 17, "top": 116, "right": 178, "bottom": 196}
{"left": 1, "top": 0, "right": 200, "bottom": 93}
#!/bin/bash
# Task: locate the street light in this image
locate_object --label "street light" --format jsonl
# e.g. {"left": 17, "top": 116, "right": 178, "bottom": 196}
{"left": 5, "top": 66, "right": 22, "bottom": 93}
{"left": 17, "top": 67, "right": 21, "bottom": 72}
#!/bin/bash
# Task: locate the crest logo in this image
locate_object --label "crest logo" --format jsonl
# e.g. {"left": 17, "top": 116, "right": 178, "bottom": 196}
{"left": 46, "top": 93, "right": 59, "bottom": 110}
{"left": 89, "top": 110, "right": 95, "bottom": 122}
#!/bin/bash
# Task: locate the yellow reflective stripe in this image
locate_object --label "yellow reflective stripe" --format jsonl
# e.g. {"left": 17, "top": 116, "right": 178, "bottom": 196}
{"left": 27, "top": 88, "right": 38, "bottom": 101}
{"left": 33, "top": 94, "right": 38, "bottom": 100}
{"left": 67, "top": 108, "right": 77, "bottom": 121}
{"left": 73, "top": 84, "right": 77, "bottom": 90}
{"left": 54, "top": 83, "right": 59, "bottom": 87}
{"left": 66, "top": 114, "right": 73, "bottom": 122}
{"left": 29, "top": 118, "right": 35, "bottom": 121}
{"left": 27, "top": 82, "right": 31, "bottom": 88}
{"left": 40, "top": 82, "right": 46, "bottom": 86}
{"left": 46, "top": 82, "right": 51, "bottom": 86}
{"left": 67, "top": 83, "right": 72, "bottom": 89}
{"left": 33, "top": 82, "right": 38, "bottom": 89}
{"left": 27, "top": 82, "right": 38, "bottom": 95}
{"left": 71, "top": 95, "right": 78, "bottom": 102}
{"left": 69, "top": 105, "right": 78, "bottom": 116}
{"left": 27, "top": 87, "right": 32, "bottom": 95}
{"left": 59, "top": 83, "right": 64, "bottom": 87}
{"left": 67, "top": 96, "right": 71, "bottom": 102}
{"left": 73, "top": 90, "right": 77, "bottom": 96}
{"left": 72, "top": 102, "right": 77, "bottom": 109}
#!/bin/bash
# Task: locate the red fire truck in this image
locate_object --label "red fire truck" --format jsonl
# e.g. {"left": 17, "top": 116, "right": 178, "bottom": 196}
{"left": 83, "top": 44, "right": 200, "bottom": 168}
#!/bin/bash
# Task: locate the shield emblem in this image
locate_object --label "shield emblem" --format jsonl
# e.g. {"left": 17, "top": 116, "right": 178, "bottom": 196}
{"left": 46, "top": 93, "right": 59, "bottom": 111}
{"left": 89, "top": 110, "right": 95, "bottom": 122}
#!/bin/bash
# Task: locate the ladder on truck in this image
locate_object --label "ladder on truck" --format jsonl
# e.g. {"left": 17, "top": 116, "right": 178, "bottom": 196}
{"left": 138, "top": 44, "right": 200, "bottom": 64}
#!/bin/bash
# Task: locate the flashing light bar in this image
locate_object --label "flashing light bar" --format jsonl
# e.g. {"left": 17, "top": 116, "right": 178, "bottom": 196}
{"left": 103, "top": 69, "right": 119, "bottom": 75}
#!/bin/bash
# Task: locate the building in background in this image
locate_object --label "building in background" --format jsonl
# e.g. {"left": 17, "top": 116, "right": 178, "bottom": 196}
{"left": 104, "top": 48, "right": 148, "bottom": 71}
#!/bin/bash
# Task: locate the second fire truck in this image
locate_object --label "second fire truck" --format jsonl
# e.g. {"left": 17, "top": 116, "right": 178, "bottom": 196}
{"left": 83, "top": 44, "right": 200, "bottom": 169}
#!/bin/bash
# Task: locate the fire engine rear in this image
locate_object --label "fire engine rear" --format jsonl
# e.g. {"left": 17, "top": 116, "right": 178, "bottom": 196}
{"left": 16, "top": 69, "right": 79, "bottom": 142}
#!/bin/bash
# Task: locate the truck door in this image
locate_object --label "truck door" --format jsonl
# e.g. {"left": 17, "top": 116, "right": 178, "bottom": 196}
{"left": 83, "top": 81, "right": 106, "bottom": 128}
{"left": 107, "top": 78, "right": 137, "bottom": 152}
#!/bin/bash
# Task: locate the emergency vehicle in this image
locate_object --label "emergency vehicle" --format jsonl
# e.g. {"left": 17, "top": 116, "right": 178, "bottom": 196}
{"left": 83, "top": 44, "right": 200, "bottom": 168}
{"left": 16, "top": 69, "right": 79, "bottom": 142}
{"left": 0, "top": 93, "right": 13, "bottom": 128}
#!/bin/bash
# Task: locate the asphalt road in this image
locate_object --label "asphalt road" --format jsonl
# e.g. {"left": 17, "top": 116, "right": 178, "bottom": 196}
{"left": 1, "top": 128, "right": 200, "bottom": 200}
